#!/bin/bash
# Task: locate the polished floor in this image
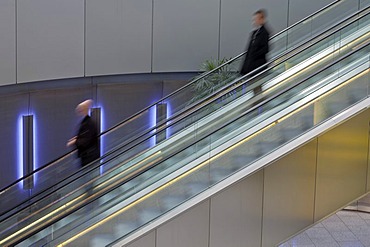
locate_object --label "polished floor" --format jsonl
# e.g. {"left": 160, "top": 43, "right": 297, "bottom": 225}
{"left": 279, "top": 210, "right": 370, "bottom": 247}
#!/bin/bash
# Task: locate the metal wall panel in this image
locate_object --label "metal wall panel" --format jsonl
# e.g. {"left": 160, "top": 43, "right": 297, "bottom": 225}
{"left": 219, "top": 0, "right": 288, "bottom": 59}
{"left": 152, "top": 0, "right": 219, "bottom": 72}
{"left": 314, "top": 110, "right": 369, "bottom": 221}
{"left": 17, "top": 0, "right": 84, "bottom": 83}
{"left": 156, "top": 200, "right": 210, "bottom": 247}
{"left": 262, "top": 139, "right": 317, "bottom": 247}
{"left": 0, "top": 0, "right": 16, "bottom": 86}
{"left": 123, "top": 231, "right": 155, "bottom": 247}
{"left": 209, "top": 170, "right": 263, "bottom": 247}
{"left": 85, "top": 0, "right": 152, "bottom": 76}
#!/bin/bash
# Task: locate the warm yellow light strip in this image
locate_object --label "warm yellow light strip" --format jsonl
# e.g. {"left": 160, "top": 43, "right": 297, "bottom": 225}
{"left": 1, "top": 150, "right": 163, "bottom": 245}
{"left": 313, "top": 68, "right": 370, "bottom": 102}
{"left": 263, "top": 33, "right": 369, "bottom": 96}
{"left": 58, "top": 57, "right": 370, "bottom": 247}
{"left": 263, "top": 48, "right": 338, "bottom": 95}
{"left": 57, "top": 172, "right": 178, "bottom": 246}
{"left": 265, "top": 42, "right": 369, "bottom": 122}
{"left": 277, "top": 68, "right": 369, "bottom": 124}
{"left": 347, "top": 31, "right": 370, "bottom": 51}
{"left": 0, "top": 194, "right": 84, "bottom": 246}
{"left": 57, "top": 121, "right": 277, "bottom": 246}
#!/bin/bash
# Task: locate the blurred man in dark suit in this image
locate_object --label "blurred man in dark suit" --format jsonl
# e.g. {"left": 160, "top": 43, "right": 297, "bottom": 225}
{"left": 240, "top": 9, "right": 270, "bottom": 94}
{"left": 67, "top": 99, "right": 100, "bottom": 167}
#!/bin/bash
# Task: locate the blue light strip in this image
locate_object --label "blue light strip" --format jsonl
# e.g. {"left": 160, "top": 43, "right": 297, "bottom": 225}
{"left": 33, "top": 114, "right": 38, "bottom": 185}
{"left": 17, "top": 113, "right": 37, "bottom": 189}
{"left": 17, "top": 115, "right": 24, "bottom": 189}
{"left": 100, "top": 107, "right": 104, "bottom": 157}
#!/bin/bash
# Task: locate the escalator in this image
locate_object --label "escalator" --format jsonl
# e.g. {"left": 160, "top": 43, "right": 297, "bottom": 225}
{"left": 16, "top": 29, "right": 370, "bottom": 247}
{"left": 1, "top": 0, "right": 369, "bottom": 246}
{"left": 1, "top": 0, "right": 367, "bottom": 217}
{"left": 53, "top": 39, "right": 370, "bottom": 247}
{"left": 0, "top": 0, "right": 357, "bottom": 219}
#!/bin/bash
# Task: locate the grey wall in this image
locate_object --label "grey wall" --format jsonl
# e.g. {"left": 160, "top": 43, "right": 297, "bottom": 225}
{"left": 0, "top": 1, "right": 16, "bottom": 86}
{"left": 85, "top": 0, "right": 152, "bottom": 76}
{"left": 17, "top": 0, "right": 85, "bottom": 83}
{"left": 152, "top": 0, "right": 220, "bottom": 72}
{"left": 0, "top": 0, "right": 344, "bottom": 84}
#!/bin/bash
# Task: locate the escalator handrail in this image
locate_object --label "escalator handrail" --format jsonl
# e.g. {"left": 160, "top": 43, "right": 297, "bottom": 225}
{"left": 97, "top": 0, "right": 345, "bottom": 137}
{"left": 0, "top": 0, "right": 358, "bottom": 193}
{"left": 7, "top": 18, "right": 370, "bottom": 229}
{"left": 109, "top": 42, "right": 370, "bottom": 246}
{"left": 11, "top": 39, "right": 370, "bottom": 247}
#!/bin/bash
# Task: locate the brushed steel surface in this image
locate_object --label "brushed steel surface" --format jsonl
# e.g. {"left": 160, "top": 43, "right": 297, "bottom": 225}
{"left": 262, "top": 139, "right": 317, "bottom": 247}
{"left": 156, "top": 200, "right": 210, "bottom": 247}
{"left": 123, "top": 231, "right": 155, "bottom": 247}
{"left": 209, "top": 170, "right": 264, "bottom": 247}
{"left": 314, "top": 109, "right": 369, "bottom": 221}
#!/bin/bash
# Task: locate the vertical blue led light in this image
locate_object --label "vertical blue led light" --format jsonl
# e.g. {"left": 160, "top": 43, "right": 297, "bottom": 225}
{"left": 17, "top": 115, "right": 24, "bottom": 189}
{"left": 33, "top": 114, "right": 38, "bottom": 185}
{"left": 17, "top": 113, "right": 37, "bottom": 189}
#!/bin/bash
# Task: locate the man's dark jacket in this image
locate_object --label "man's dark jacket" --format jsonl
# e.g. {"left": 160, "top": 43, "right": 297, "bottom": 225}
{"left": 241, "top": 25, "right": 270, "bottom": 75}
{"left": 76, "top": 115, "right": 100, "bottom": 166}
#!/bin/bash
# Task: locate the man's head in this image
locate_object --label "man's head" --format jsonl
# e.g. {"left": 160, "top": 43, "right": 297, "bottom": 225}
{"left": 76, "top": 99, "right": 93, "bottom": 117}
{"left": 253, "top": 9, "right": 266, "bottom": 27}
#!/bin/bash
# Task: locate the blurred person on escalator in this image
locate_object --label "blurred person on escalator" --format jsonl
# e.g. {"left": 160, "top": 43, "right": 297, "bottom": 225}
{"left": 240, "top": 9, "right": 270, "bottom": 95}
{"left": 67, "top": 99, "right": 100, "bottom": 167}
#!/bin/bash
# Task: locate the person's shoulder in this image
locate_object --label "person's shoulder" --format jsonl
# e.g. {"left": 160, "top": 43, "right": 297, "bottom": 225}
{"left": 261, "top": 23, "right": 270, "bottom": 34}
{"left": 261, "top": 25, "right": 270, "bottom": 34}
{"left": 82, "top": 115, "right": 90, "bottom": 123}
